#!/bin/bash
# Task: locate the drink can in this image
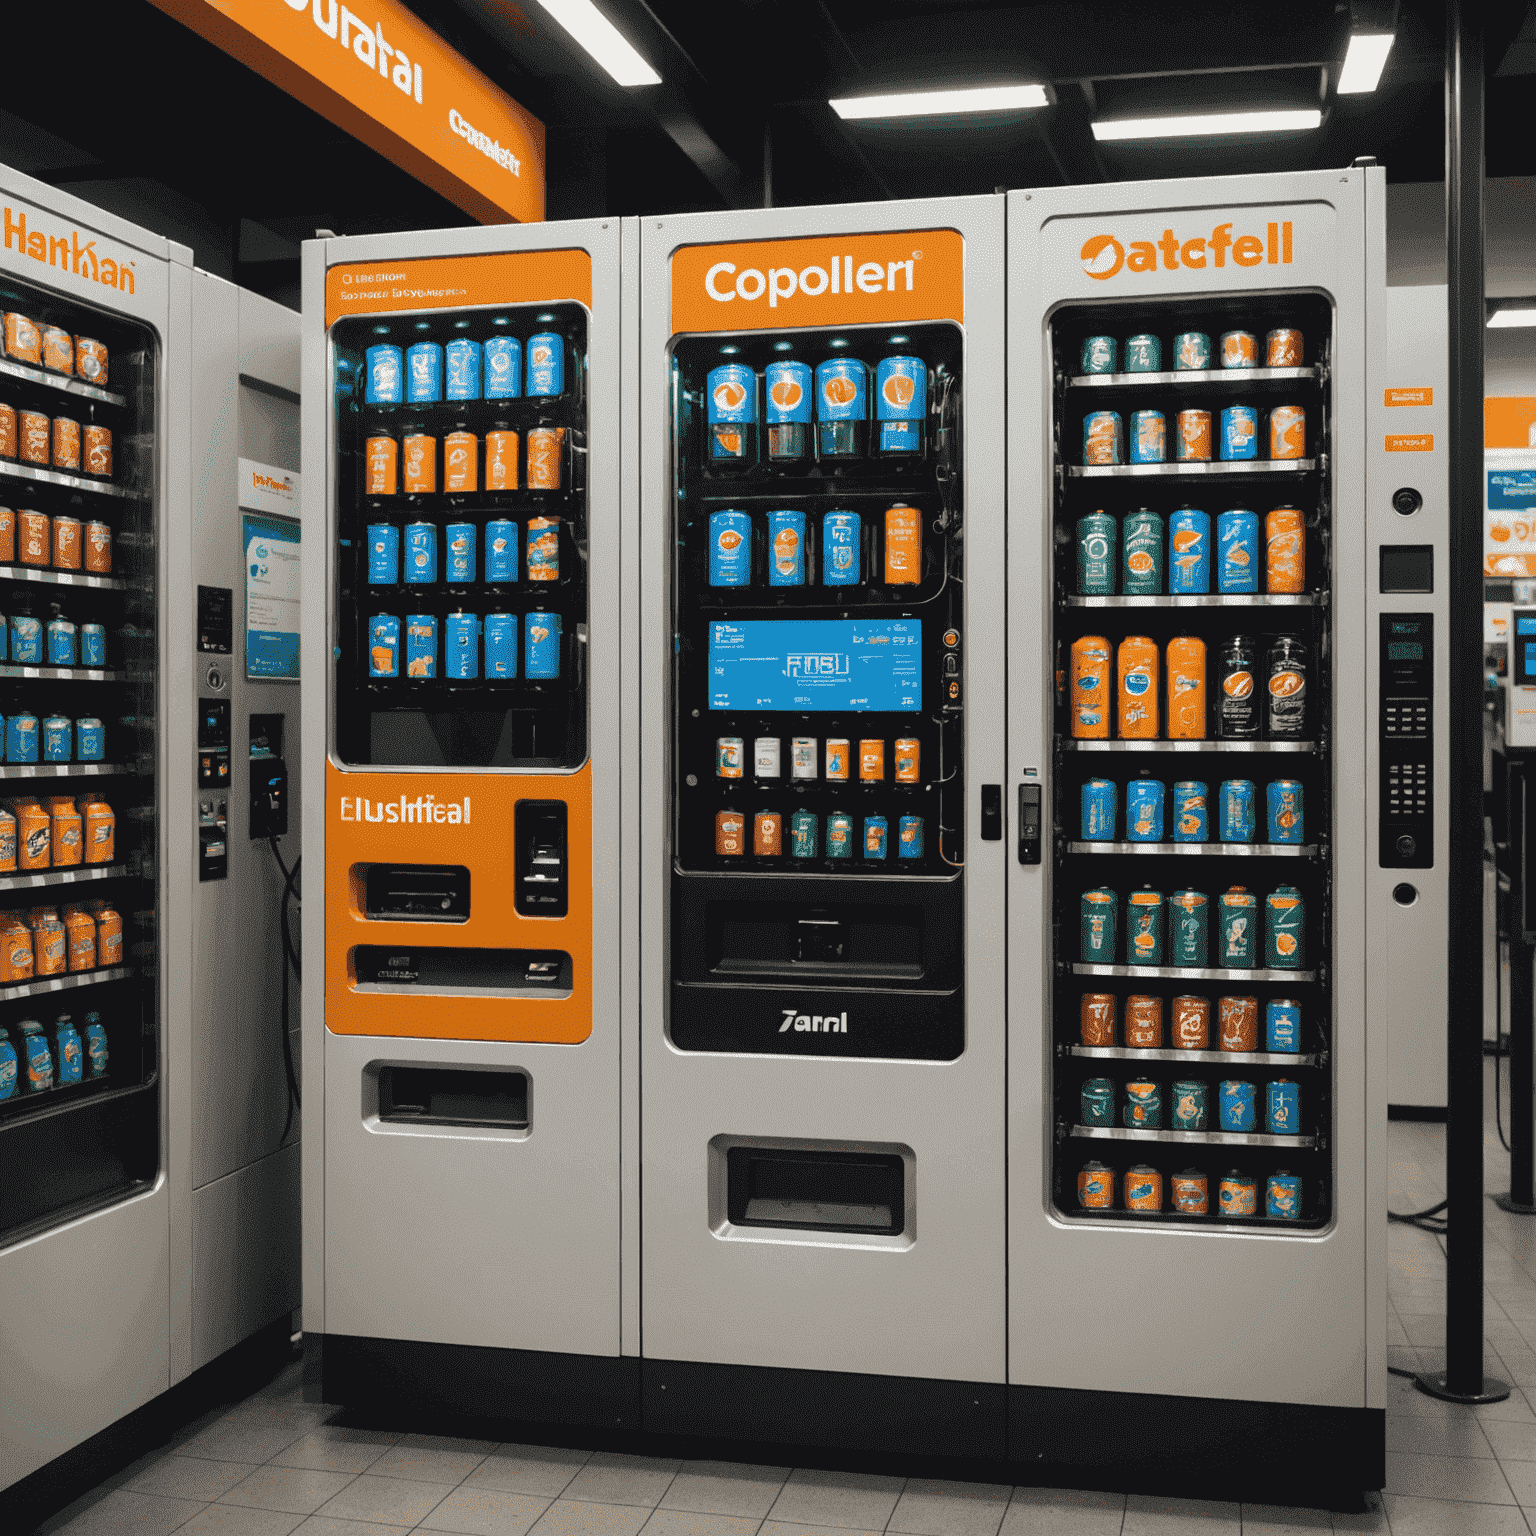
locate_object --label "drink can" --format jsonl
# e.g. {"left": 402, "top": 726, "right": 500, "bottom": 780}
{"left": 1218, "top": 887, "right": 1258, "bottom": 967}
{"left": 1125, "top": 995, "right": 1162, "bottom": 1048}
{"left": 527, "top": 517, "right": 560, "bottom": 582}
{"left": 525, "top": 612, "right": 562, "bottom": 679}
{"left": 1173, "top": 995, "right": 1210, "bottom": 1050}
{"left": 367, "top": 522, "right": 399, "bottom": 584}
{"left": 827, "top": 811, "right": 853, "bottom": 859}
{"left": 1125, "top": 1080, "right": 1162, "bottom": 1129}
{"left": 1174, "top": 332, "right": 1212, "bottom": 371}
{"left": 6, "top": 711, "right": 37, "bottom": 762}
{"left": 52, "top": 417, "right": 81, "bottom": 471}
{"left": 367, "top": 615, "right": 399, "bottom": 677}
{"left": 445, "top": 611, "right": 480, "bottom": 680}
{"left": 527, "top": 333, "right": 564, "bottom": 397}
{"left": 864, "top": 815, "right": 888, "bottom": 860}
{"left": 1219, "top": 995, "right": 1259, "bottom": 1052}
{"left": 1125, "top": 334, "right": 1162, "bottom": 372}
{"left": 0, "top": 506, "right": 12, "bottom": 560}
{"left": 815, "top": 359, "right": 868, "bottom": 457}
{"left": 765, "top": 360, "right": 812, "bottom": 461}
{"left": 754, "top": 809, "right": 783, "bottom": 857}
{"left": 18, "top": 411, "right": 48, "bottom": 467}
{"left": 884, "top": 503, "right": 922, "bottom": 584}
{"left": 1218, "top": 636, "right": 1260, "bottom": 739}
{"left": 484, "top": 612, "right": 519, "bottom": 679}
{"left": 445, "top": 337, "right": 481, "bottom": 400}
{"left": 3, "top": 312, "right": 41, "bottom": 363}
{"left": 83, "top": 425, "right": 113, "bottom": 478}
{"left": 1080, "top": 887, "right": 1119, "bottom": 964}
{"left": 1266, "top": 636, "right": 1309, "bottom": 739}
{"left": 365, "top": 344, "right": 403, "bottom": 404}
{"left": 486, "top": 429, "right": 520, "bottom": 491}
{"left": 894, "top": 738, "right": 920, "bottom": 783}
{"left": 1219, "top": 780, "right": 1256, "bottom": 843}
{"left": 898, "top": 814, "right": 925, "bottom": 860}
{"left": 1170, "top": 889, "right": 1209, "bottom": 966}
{"left": 1129, "top": 410, "right": 1166, "bottom": 465}
{"left": 1269, "top": 405, "right": 1306, "bottom": 460}
{"left": 707, "top": 363, "right": 757, "bottom": 461}
{"left": 1078, "top": 1162, "right": 1115, "bottom": 1209}
{"left": 1076, "top": 511, "right": 1118, "bottom": 595}
{"left": 709, "top": 509, "right": 752, "bottom": 586}
{"left": 791, "top": 737, "right": 817, "bottom": 779}
{"left": 1217, "top": 509, "right": 1259, "bottom": 592}
{"left": 47, "top": 616, "right": 77, "bottom": 666}
{"left": 1219, "top": 1171, "right": 1259, "bottom": 1217}
{"left": 1267, "top": 1000, "right": 1302, "bottom": 1053}
{"left": 19, "top": 1026, "right": 51, "bottom": 1090}
{"left": 1267, "top": 780, "right": 1304, "bottom": 844}
{"left": 42, "top": 327, "right": 73, "bottom": 375}
{"left": 19, "top": 509, "right": 49, "bottom": 566}
{"left": 484, "top": 336, "right": 521, "bottom": 399}
{"left": 1220, "top": 331, "right": 1257, "bottom": 369}
{"left": 405, "top": 341, "right": 443, "bottom": 403}
{"left": 1175, "top": 409, "right": 1212, "bottom": 462}
{"left": 1125, "top": 775, "right": 1165, "bottom": 841}
{"left": 1081, "top": 994, "right": 1116, "bottom": 1047}
{"left": 1171, "top": 1080, "right": 1208, "bottom": 1130}
{"left": 404, "top": 521, "right": 437, "bottom": 585}
{"left": 1266, "top": 328, "right": 1303, "bottom": 367}
{"left": 1267, "top": 1079, "right": 1301, "bottom": 1135}
{"left": 81, "top": 625, "right": 106, "bottom": 668}
{"left": 1080, "top": 336, "right": 1117, "bottom": 374}
{"left": 1117, "top": 635, "right": 1159, "bottom": 739}
{"left": 768, "top": 509, "right": 806, "bottom": 586}
{"left": 1122, "top": 508, "right": 1163, "bottom": 595}
{"left": 1265, "top": 507, "right": 1306, "bottom": 593}
{"left": 1220, "top": 404, "right": 1259, "bottom": 461}
{"left": 822, "top": 510, "right": 862, "bottom": 586}
{"left": 76, "top": 337, "right": 108, "bottom": 385}
{"left": 446, "top": 521, "right": 477, "bottom": 585}
{"left": 43, "top": 716, "right": 71, "bottom": 761}
{"left": 717, "top": 737, "right": 744, "bottom": 778}
{"left": 1083, "top": 409, "right": 1123, "bottom": 466}
{"left": 1266, "top": 1172, "right": 1303, "bottom": 1219}
{"left": 1266, "top": 886, "right": 1306, "bottom": 968}
{"left": 1172, "top": 780, "right": 1208, "bottom": 843}
{"left": 1124, "top": 1164, "right": 1163, "bottom": 1210}
{"left": 1219, "top": 1079, "right": 1257, "bottom": 1132}
{"left": 83, "top": 809, "right": 116, "bottom": 868}
{"left": 405, "top": 614, "right": 438, "bottom": 679}
{"left": 366, "top": 436, "right": 400, "bottom": 498}
{"left": 1070, "top": 635, "right": 1112, "bottom": 739}
{"left": 444, "top": 431, "right": 478, "bottom": 493}
{"left": 755, "top": 737, "right": 781, "bottom": 778}
{"left": 403, "top": 432, "right": 436, "bottom": 494}
{"left": 790, "top": 809, "right": 819, "bottom": 858}
{"left": 876, "top": 356, "right": 926, "bottom": 455}
{"left": 1166, "top": 635, "right": 1207, "bottom": 740}
{"left": 10, "top": 613, "right": 40, "bottom": 663}
{"left": 1127, "top": 887, "right": 1165, "bottom": 966}
{"left": 526, "top": 427, "right": 564, "bottom": 490}
{"left": 859, "top": 738, "right": 885, "bottom": 781}
{"left": 826, "top": 739, "right": 850, "bottom": 780}
{"left": 1080, "top": 1077, "right": 1116, "bottom": 1127}
{"left": 83, "top": 1013, "right": 107, "bottom": 1079}
{"left": 716, "top": 811, "right": 745, "bottom": 856}
{"left": 1172, "top": 1169, "right": 1209, "bottom": 1214}
{"left": 1080, "top": 778, "right": 1117, "bottom": 841}
{"left": 485, "top": 520, "right": 519, "bottom": 583}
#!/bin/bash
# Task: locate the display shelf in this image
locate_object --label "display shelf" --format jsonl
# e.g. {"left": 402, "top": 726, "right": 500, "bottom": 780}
{"left": 0, "top": 564, "right": 127, "bottom": 592}
{"left": 0, "top": 1075, "right": 128, "bottom": 1133}
{"left": 1068, "top": 365, "right": 1318, "bottom": 390}
{"left": 1068, "top": 1045, "right": 1320, "bottom": 1067}
{"left": 0, "top": 356, "right": 127, "bottom": 409}
{"left": 1068, "top": 460, "right": 1315, "bottom": 479}
{"left": 0, "top": 461, "right": 130, "bottom": 499}
{"left": 1069, "top": 1124, "right": 1317, "bottom": 1149}
{"left": 0, "top": 763, "right": 134, "bottom": 780}
{"left": 0, "top": 665, "right": 122, "bottom": 682}
{"left": 1063, "top": 593, "right": 1320, "bottom": 609}
{"left": 0, "top": 863, "right": 128, "bottom": 893}
{"left": 1066, "top": 841, "right": 1318, "bottom": 858}
{"left": 1063, "top": 1206, "right": 1312, "bottom": 1229}
{"left": 0, "top": 965, "right": 132, "bottom": 1003}
{"left": 1064, "top": 739, "right": 1316, "bottom": 754}
{"left": 1072, "top": 961, "right": 1317, "bottom": 984}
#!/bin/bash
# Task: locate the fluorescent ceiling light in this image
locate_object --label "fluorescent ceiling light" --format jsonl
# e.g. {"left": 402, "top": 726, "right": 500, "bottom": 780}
{"left": 1093, "top": 108, "right": 1323, "bottom": 141}
{"left": 537, "top": 0, "right": 660, "bottom": 87}
{"left": 1337, "top": 32, "right": 1395, "bottom": 94}
{"left": 830, "top": 84, "right": 1049, "bottom": 120}
{"left": 1489, "top": 309, "right": 1536, "bottom": 328}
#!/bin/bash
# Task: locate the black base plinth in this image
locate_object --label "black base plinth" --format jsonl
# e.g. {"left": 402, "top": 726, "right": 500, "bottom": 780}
{"left": 1415, "top": 1372, "right": 1512, "bottom": 1405}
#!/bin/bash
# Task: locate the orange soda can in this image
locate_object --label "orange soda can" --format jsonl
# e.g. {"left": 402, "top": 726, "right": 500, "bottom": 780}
{"left": 0, "top": 403, "right": 14, "bottom": 457}
{"left": 1165, "top": 635, "right": 1207, "bottom": 740}
{"left": 1117, "top": 635, "right": 1159, "bottom": 739}
{"left": 42, "top": 326, "right": 74, "bottom": 375}
{"left": 82, "top": 798, "right": 115, "bottom": 864}
{"left": 1219, "top": 995, "right": 1259, "bottom": 1052}
{"left": 53, "top": 516, "right": 81, "bottom": 570}
{"left": 1125, "top": 995, "right": 1163, "bottom": 1048}
{"left": 18, "top": 510, "right": 50, "bottom": 566}
{"left": 1269, "top": 406, "right": 1305, "bottom": 460}
{"left": 19, "top": 410, "right": 50, "bottom": 465}
{"left": 1266, "top": 328, "right": 1303, "bottom": 367}
{"left": 0, "top": 506, "right": 14, "bottom": 562}
{"left": 1266, "top": 507, "right": 1305, "bottom": 594}
{"left": 716, "top": 810, "right": 745, "bottom": 856}
{"left": 65, "top": 908, "right": 97, "bottom": 971}
{"left": 365, "top": 435, "right": 398, "bottom": 495}
{"left": 485, "top": 429, "right": 519, "bottom": 491}
{"left": 32, "top": 910, "right": 65, "bottom": 975}
{"left": 1171, "top": 1170, "right": 1209, "bottom": 1214}
{"left": 0, "top": 914, "right": 33, "bottom": 980}
{"left": 91, "top": 902, "right": 123, "bottom": 966}
{"left": 75, "top": 337, "right": 108, "bottom": 386}
{"left": 825, "top": 739, "right": 850, "bottom": 780}
{"left": 527, "top": 427, "right": 564, "bottom": 490}
{"left": 0, "top": 805, "right": 14, "bottom": 870}
{"left": 1173, "top": 995, "right": 1210, "bottom": 1050}
{"left": 444, "top": 430, "right": 478, "bottom": 492}
{"left": 894, "top": 738, "right": 920, "bottom": 783}
{"left": 1124, "top": 1165, "right": 1164, "bottom": 1212}
{"left": 52, "top": 416, "right": 81, "bottom": 471}
{"left": 884, "top": 503, "right": 922, "bottom": 584}
{"left": 1070, "top": 634, "right": 1112, "bottom": 739}
{"left": 753, "top": 809, "right": 783, "bottom": 856}
{"left": 859, "top": 739, "right": 885, "bottom": 781}
{"left": 1078, "top": 1163, "right": 1115, "bottom": 1209}
{"left": 1176, "top": 409, "right": 1212, "bottom": 461}
{"left": 50, "top": 801, "right": 83, "bottom": 867}
{"left": 1220, "top": 330, "right": 1256, "bottom": 368}
{"left": 14, "top": 801, "right": 50, "bottom": 868}
{"left": 1081, "top": 993, "right": 1116, "bottom": 1047}
{"left": 84, "top": 520, "right": 112, "bottom": 573}
{"left": 83, "top": 424, "right": 112, "bottom": 478}
{"left": 402, "top": 432, "right": 436, "bottom": 494}
{"left": 4, "top": 313, "right": 42, "bottom": 364}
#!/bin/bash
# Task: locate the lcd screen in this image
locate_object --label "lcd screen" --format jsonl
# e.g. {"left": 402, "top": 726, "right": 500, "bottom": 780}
{"left": 709, "top": 619, "right": 922, "bottom": 711}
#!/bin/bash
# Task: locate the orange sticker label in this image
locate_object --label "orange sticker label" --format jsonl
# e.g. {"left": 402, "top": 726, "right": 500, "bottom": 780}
{"left": 1385, "top": 387, "right": 1432, "bottom": 406}
{"left": 1385, "top": 434, "right": 1434, "bottom": 452}
{"left": 670, "top": 229, "right": 963, "bottom": 335}
{"left": 1486, "top": 396, "right": 1536, "bottom": 449}
{"left": 326, "top": 249, "right": 591, "bottom": 327}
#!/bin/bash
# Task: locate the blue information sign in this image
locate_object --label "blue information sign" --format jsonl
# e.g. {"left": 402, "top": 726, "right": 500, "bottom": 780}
{"left": 709, "top": 619, "right": 922, "bottom": 712}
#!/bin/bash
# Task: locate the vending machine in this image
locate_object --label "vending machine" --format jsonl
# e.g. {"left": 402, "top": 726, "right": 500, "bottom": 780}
{"left": 301, "top": 220, "right": 630, "bottom": 1414}
{"left": 1005, "top": 167, "right": 1387, "bottom": 1502}
{"left": 637, "top": 198, "right": 1009, "bottom": 1451}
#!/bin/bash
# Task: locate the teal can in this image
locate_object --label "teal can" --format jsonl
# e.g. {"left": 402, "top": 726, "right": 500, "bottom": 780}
{"left": 1126, "top": 887, "right": 1165, "bottom": 966}
{"left": 1080, "top": 1077, "right": 1116, "bottom": 1127}
{"left": 1076, "top": 511, "right": 1118, "bottom": 595}
{"left": 1218, "top": 886, "right": 1258, "bottom": 968}
{"left": 1080, "top": 887, "right": 1119, "bottom": 964}
{"left": 789, "top": 809, "right": 818, "bottom": 859}
{"left": 1081, "top": 336, "right": 1118, "bottom": 374}
{"left": 1170, "top": 889, "right": 1209, "bottom": 966}
{"left": 1125, "top": 334, "right": 1162, "bottom": 372}
{"left": 1122, "top": 508, "right": 1163, "bottom": 595}
{"left": 1124, "top": 1079, "right": 1163, "bottom": 1129}
{"left": 1265, "top": 886, "right": 1306, "bottom": 969}
{"left": 1171, "top": 1079, "right": 1208, "bottom": 1130}
{"left": 1174, "top": 331, "right": 1212, "bottom": 371}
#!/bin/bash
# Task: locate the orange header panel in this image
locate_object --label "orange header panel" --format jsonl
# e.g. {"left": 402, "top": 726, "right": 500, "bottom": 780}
{"left": 326, "top": 249, "right": 592, "bottom": 327}
{"left": 149, "top": 0, "right": 543, "bottom": 225}
{"left": 1487, "top": 396, "right": 1536, "bottom": 450}
{"left": 1385, "top": 434, "right": 1434, "bottom": 452}
{"left": 1385, "top": 387, "right": 1433, "bottom": 407}
{"left": 671, "top": 229, "right": 964, "bottom": 335}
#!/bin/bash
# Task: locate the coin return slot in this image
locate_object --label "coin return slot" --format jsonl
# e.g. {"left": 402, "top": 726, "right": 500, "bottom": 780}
{"left": 726, "top": 1147, "right": 904, "bottom": 1235}
{"left": 362, "top": 864, "right": 471, "bottom": 923}
{"left": 351, "top": 945, "right": 572, "bottom": 998}
{"left": 378, "top": 1066, "right": 528, "bottom": 1130}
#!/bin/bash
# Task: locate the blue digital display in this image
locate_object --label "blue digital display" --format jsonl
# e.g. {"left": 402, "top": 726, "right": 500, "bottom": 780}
{"left": 709, "top": 619, "right": 922, "bottom": 712}
{"left": 1520, "top": 616, "right": 1536, "bottom": 637}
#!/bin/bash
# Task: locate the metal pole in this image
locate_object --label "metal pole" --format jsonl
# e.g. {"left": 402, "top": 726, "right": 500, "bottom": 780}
{"left": 1499, "top": 765, "right": 1536, "bottom": 1211}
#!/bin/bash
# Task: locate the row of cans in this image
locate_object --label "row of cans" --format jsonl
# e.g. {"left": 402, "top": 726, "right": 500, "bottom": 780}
{"left": 715, "top": 808, "right": 924, "bottom": 860}
{"left": 1083, "top": 404, "right": 1305, "bottom": 466}
{"left": 1082, "top": 775, "right": 1303, "bottom": 845}
{"left": 0, "top": 404, "right": 113, "bottom": 478}
{"left": 1082, "top": 1075, "right": 1300, "bottom": 1135}
{"left": 0, "top": 506, "right": 114, "bottom": 574}
{"left": 0, "top": 1012, "right": 110, "bottom": 1100}
{"left": 367, "top": 517, "right": 559, "bottom": 587}
{"left": 364, "top": 334, "right": 564, "bottom": 405}
{"left": 1081, "top": 884, "right": 1306, "bottom": 970}
{"left": 1, "top": 715, "right": 106, "bottom": 765}
{"left": 4, "top": 312, "right": 110, "bottom": 383}
{"left": 718, "top": 735, "right": 920, "bottom": 783}
{"left": 1077, "top": 1163, "right": 1302, "bottom": 1219}
{"left": 1080, "top": 991, "right": 1301, "bottom": 1053}
{"left": 1, "top": 611, "right": 107, "bottom": 668}
{"left": 707, "top": 356, "right": 926, "bottom": 462}
{"left": 0, "top": 899, "right": 122, "bottom": 981}
{"left": 366, "top": 611, "right": 561, "bottom": 681}
{"left": 1076, "top": 506, "right": 1302, "bottom": 596}
{"left": 364, "top": 426, "right": 564, "bottom": 496}
{"left": 708, "top": 505, "right": 921, "bottom": 588}
{"left": 1070, "top": 633, "right": 1308, "bottom": 740}
{"left": 1079, "top": 328, "right": 1303, "bottom": 375}
{"left": 0, "top": 796, "right": 115, "bottom": 872}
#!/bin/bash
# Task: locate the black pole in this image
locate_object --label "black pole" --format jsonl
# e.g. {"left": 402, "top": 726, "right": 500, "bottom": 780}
{"left": 1499, "top": 765, "right": 1536, "bottom": 1211}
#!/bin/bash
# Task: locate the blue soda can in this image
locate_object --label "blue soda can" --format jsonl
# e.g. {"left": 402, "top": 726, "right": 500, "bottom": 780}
{"left": 405, "top": 614, "right": 438, "bottom": 679}
{"left": 75, "top": 718, "right": 104, "bottom": 760}
{"left": 1168, "top": 508, "right": 1211, "bottom": 594}
{"left": 52, "top": 1019, "right": 82, "bottom": 1086}
{"left": 1081, "top": 336, "right": 1117, "bottom": 374}
{"left": 1217, "top": 510, "right": 1260, "bottom": 593}
{"left": 1084, "top": 409, "right": 1123, "bottom": 466}
{"left": 43, "top": 716, "right": 71, "bottom": 760}
{"left": 1125, "top": 334, "right": 1162, "bottom": 372}
{"left": 6, "top": 711, "right": 38, "bottom": 762}
{"left": 1129, "top": 410, "right": 1167, "bottom": 465}
{"left": 1267, "top": 1079, "right": 1301, "bottom": 1135}
{"left": 484, "top": 613, "right": 518, "bottom": 680}
{"left": 405, "top": 340, "right": 443, "bottom": 403}
{"left": 404, "top": 521, "right": 438, "bottom": 585}
{"left": 898, "top": 814, "right": 925, "bottom": 860}
{"left": 368, "top": 615, "right": 400, "bottom": 678}
{"left": 1219, "top": 779, "right": 1257, "bottom": 843}
{"left": 83, "top": 1013, "right": 107, "bottom": 1078}
{"left": 826, "top": 811, "right": 854, "bottom": 859}
{"left": 1267, "top": 1000, "right": 1302, "bottom": 1053}
{"left": 10, "top": 614, "right": 40, "bottom": 664}
{"left": 1172, "top": 780, "right": 1209, "bottom": 842}
{"left": 707, "top": 363, "right": 757, "bottom": 462}
{"left": 709, "top": 509, "right": 752, "bottom": 586}
{"left": 1266, "top": 1172, "right": 1303, "bottom": 1219}
{"left": 875, "top": 356, "right": 926, "bottom": 454}
{"left": 367, "top": 522, "right": 400, "bottom": 584}
{"left": 0, "top": 1032, "right": 15, "bottom": 1100}
{"left": 765, "top": 360, "right": 813, "bottom": 461}
{"left": 1081, "top": 779, "right": 1117, "bottom": 841}
{"left": 767, "top": 509, "right": 806, "bottom": 587}
{"left": 815, "top": 358, "right": 869, "bottom": 457}
{"left": 446, "top": 521, "right": 477, "bottom": 585}
{"left": 863, "top": 815, "right": 888, "bottom": 860}
{"left": 525, "top": 611, "right": 561, "bottom": 679}
{"left": 790, "top": 809, "right": 819, "bottom": 859}
{"left": 485, "top": 519, "right": 519, "bottom": 583}
{"left": 47, "top": 616, "right": 77, "bottom": 666}
{"left": 364, "top": 344, "right": 403, "bottom": 405}
{"left": 445, "top": 337, "right": 481, "bottom": 400}
{"left": 527, "top": 333, "right": 564, "bottom": 397}
{"left": 1267, "top": 780, "right": 1304, "bottom": 844}
{"left": 20, "top": 1028, "right": 51, "bottom": 1092}
{"left": 1174, "top": 332, "right": 1212, "bottom": 371}
{"left": 483, "top": 335, "right": 521, "bottom": 399}
{"left": 822, "top": 510, "right": 862, "bottom": 586}
{"left": 444, "top": 611, "right": 480, "bottom": 680}
{"left": 1219, "top": 1079, "right": 1257, "bottom": 1133}
{"left": 1220, "top": 404, "right": 1259, "bottom": 461}
{"left": 0, "top": 616, "right": 8, "bottom": 661}
{"left": 81, "top": 624, "right": 106, "bottom": 668}
{"left": 1125, "top": 776, "right": 1165, "bottom": 842}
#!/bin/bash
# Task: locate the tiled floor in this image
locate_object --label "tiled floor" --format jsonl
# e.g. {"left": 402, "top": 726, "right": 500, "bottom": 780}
{"left": 34, "top": 1062, "right": 1536, "bottom": 1536}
